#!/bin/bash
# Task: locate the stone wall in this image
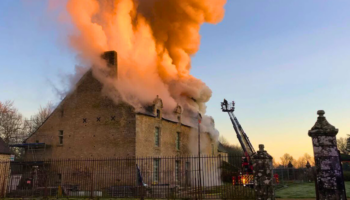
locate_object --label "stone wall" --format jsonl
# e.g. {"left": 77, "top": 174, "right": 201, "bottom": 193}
{"left": 135, "top": 113, "right": 219, "bottom": 186}
{"left": 24, "top": 61, "right": 220, "bottom": 189}
{"left": 26, "top": 71, "right": 137, "bottom": 159}
{"left": 0, "top": 154, "right": 10, "bottom": 197}
{"left": 135, "top": 114, "right": 216, "bottom": 157}
{"left": 25, "top": 71, "right": 216, "bottom": 160}
{"left": 48, "top": 159, "right": 137, "bottom": 191}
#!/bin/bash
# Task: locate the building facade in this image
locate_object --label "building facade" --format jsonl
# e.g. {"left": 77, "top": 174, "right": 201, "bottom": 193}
{"left": 18, "top": 51, "right": 223, "bottom": 190}
{"left": 24, "top": 72, "right": 216, "bottom": 160}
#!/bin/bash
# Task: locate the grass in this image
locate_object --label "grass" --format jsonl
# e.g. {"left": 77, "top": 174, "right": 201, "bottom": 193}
{"left": 4, "top": 182, "right": 350, "bottom": 199}
{"left": 275, "top": 181, "right": 350, "bottom": 199}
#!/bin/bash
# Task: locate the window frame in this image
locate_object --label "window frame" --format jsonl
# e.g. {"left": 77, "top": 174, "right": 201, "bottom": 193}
{"left": 155, "top": 127, "right": 160, "bottom": 147}
{"left": 59, "top": 130, "right": 64, "bottom": 145}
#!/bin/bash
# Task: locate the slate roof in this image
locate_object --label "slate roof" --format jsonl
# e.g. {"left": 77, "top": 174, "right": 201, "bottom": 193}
{"left": 0, "top": 138, "right": 11, "bottom": 155}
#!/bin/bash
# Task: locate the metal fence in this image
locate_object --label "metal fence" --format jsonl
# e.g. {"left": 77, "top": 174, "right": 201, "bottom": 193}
{"left": 273, "top": 167, "right": 315, "bottom": 185}
{"left": 0, "top": 155, "right": 255, "bottom": 199}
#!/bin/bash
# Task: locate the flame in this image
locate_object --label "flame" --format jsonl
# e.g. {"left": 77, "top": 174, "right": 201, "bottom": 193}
{"left": 65, "top": 0, "right": 226, "bottom": 116}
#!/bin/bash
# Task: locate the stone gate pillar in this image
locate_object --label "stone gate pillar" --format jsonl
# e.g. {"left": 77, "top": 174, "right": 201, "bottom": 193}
{"left": 308, "top": 110, "right": 347, "bottom": 200}
{"left": 252, "top": 144, "right": 275, "bottom": 200}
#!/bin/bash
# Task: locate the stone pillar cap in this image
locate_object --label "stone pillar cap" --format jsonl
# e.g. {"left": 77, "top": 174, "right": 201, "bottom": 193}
{"left": 317, "top": 110, "right": 325, "bottom": 116}
{"left": 259, "top": 144, "right": 264, "bottom": 151}
{"left": 308, "top": 110, "right": 338, "bottom": 137}
{"left": 252, "top": 144, "right": 272, "bottom": 159}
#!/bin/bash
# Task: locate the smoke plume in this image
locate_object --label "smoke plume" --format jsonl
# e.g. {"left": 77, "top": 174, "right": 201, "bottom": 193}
{"left": 63, "top": 0, "right": 226, "bottom": 140}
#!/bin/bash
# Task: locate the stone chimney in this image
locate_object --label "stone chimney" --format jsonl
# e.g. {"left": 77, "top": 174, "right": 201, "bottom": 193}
{"left": 101, "top": 50, "right": 118, "bottom": 78}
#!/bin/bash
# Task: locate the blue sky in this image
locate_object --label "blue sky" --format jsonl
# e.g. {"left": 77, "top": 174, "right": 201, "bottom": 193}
{"left": 1, "top": 0, "right": 350, "bottom": 160}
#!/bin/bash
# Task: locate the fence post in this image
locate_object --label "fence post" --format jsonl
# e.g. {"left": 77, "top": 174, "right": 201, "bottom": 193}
{"left": 308, "top": 110, "right": 347, "bottom": 199}
{"left": 252, "top": 144, "right": 275, "bottom": 200}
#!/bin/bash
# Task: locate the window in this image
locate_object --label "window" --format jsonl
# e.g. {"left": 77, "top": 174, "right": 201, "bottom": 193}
{"left": 176, "top": 132, "right": 180, "bottom": 150}
{"left": 155, "top": 127, "right": 160, "bottom": 147}
{"left": 175, "top": 161, "right": 180, "bottom": 183}
{"left": 156, "top": 110, "right": 160, "bottom": 118}
{"left": 153, "top": 159, "right": 160, "bottom": 183}
{"left": 61, "top": 109, "right": 64, "bottom": 117}
{"left": 59, "top": 130, "right": 63, "bottom": 145}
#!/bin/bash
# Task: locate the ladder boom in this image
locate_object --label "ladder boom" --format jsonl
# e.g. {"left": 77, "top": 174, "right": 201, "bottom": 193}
{"left": 232, "top": 113, "right": 256, "bottom": 155}
{"left": 229, "top": 114, "right": 247, "bottom": 153}
{"left": 221, "top": 99, "right": 255, "bottom": 156}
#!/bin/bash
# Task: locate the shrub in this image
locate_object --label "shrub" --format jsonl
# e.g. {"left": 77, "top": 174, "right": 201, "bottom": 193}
{"left": 220, "top": 161, "right": 240, "bottom": 183}
{"left": 343, "top": 171, "right": 350, "bottom": 181}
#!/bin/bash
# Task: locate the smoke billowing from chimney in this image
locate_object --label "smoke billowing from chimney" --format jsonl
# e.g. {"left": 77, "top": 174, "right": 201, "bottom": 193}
{"left": 58, "top": 0, "right": 226, "bottom": 142}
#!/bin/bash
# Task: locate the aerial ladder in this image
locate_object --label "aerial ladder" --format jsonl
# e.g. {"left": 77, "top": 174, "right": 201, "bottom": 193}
{"left": 221, "top": 99, "right": 256, "bottom": 186}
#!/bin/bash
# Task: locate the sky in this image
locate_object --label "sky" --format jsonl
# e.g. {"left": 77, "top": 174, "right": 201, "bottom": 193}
{"left": 0, "top": 0, "right": 350, "bottom": 162}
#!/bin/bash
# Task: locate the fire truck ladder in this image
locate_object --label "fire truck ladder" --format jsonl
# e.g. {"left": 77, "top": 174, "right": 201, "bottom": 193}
{"left": 221, "top": 99, "right": 256, "bottom": 157}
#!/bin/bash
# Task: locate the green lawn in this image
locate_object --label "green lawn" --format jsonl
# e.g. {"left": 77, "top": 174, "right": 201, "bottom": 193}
{"left": 5, "top": 183, "right": 350, "bottom": 199}
{"left": 276, "top": 182, "right": 350, "bottom": 199}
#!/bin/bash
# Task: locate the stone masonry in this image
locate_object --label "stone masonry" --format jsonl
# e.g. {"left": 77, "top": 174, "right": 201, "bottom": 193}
{"left": 252, "top": 144, "right": 275, "bottom": 200}
{"left": 308, "top": 110, "right": 346, "bottom": 200}
{"left": 23, "top": 51, "right": 219, "bottom": 189}
{"left": 25, "top": 51, "right": 217, "bottom": 160}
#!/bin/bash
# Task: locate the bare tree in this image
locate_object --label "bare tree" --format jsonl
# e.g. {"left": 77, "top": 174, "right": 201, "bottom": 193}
{"left": 293, "top": 153, "right": 312, "bottom": 168}
{"left": 0, "top": 101, "right": 24, "bottom": 144}
{"left": 337, "top": 137, "right": 348, "bottom": 154}
{"left": 294, "top": 157, "right": 305, "bottom": 168}
{"left": 0, "top": 101, "right": 54, "bottom": 159}
{"left": 24, "top": 102, "right": 53, "bottom": 136}
{"left": 280, "top": 153, "right": 294, "bottom": 167}
{"left": 303, "top": 153, "right": 313, "bottom": 166}
{"left": 0, "top": 101, "right": 54, "bottom": 143}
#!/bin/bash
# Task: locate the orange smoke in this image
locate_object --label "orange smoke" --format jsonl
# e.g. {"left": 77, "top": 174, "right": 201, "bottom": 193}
{"left": 65, "top": 0, "right": 226, "bottom": 116}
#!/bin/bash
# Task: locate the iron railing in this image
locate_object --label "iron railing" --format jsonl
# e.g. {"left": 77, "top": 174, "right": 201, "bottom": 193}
{"left": 273, "top": 167, "right": 315, "bottom": 184}
{"left": 0, "top": 155, "right": 255, "bottom": 199}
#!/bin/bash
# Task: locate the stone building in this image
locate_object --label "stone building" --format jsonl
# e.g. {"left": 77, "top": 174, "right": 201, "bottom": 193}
{"left": 0, "top": 138, "right": 11, "bottom": 197}
{"left": 17, "top": 51, "right": 223, "bottom": 190}
{"left": 24, "top": 51, "right": 217, "bottom": 159}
